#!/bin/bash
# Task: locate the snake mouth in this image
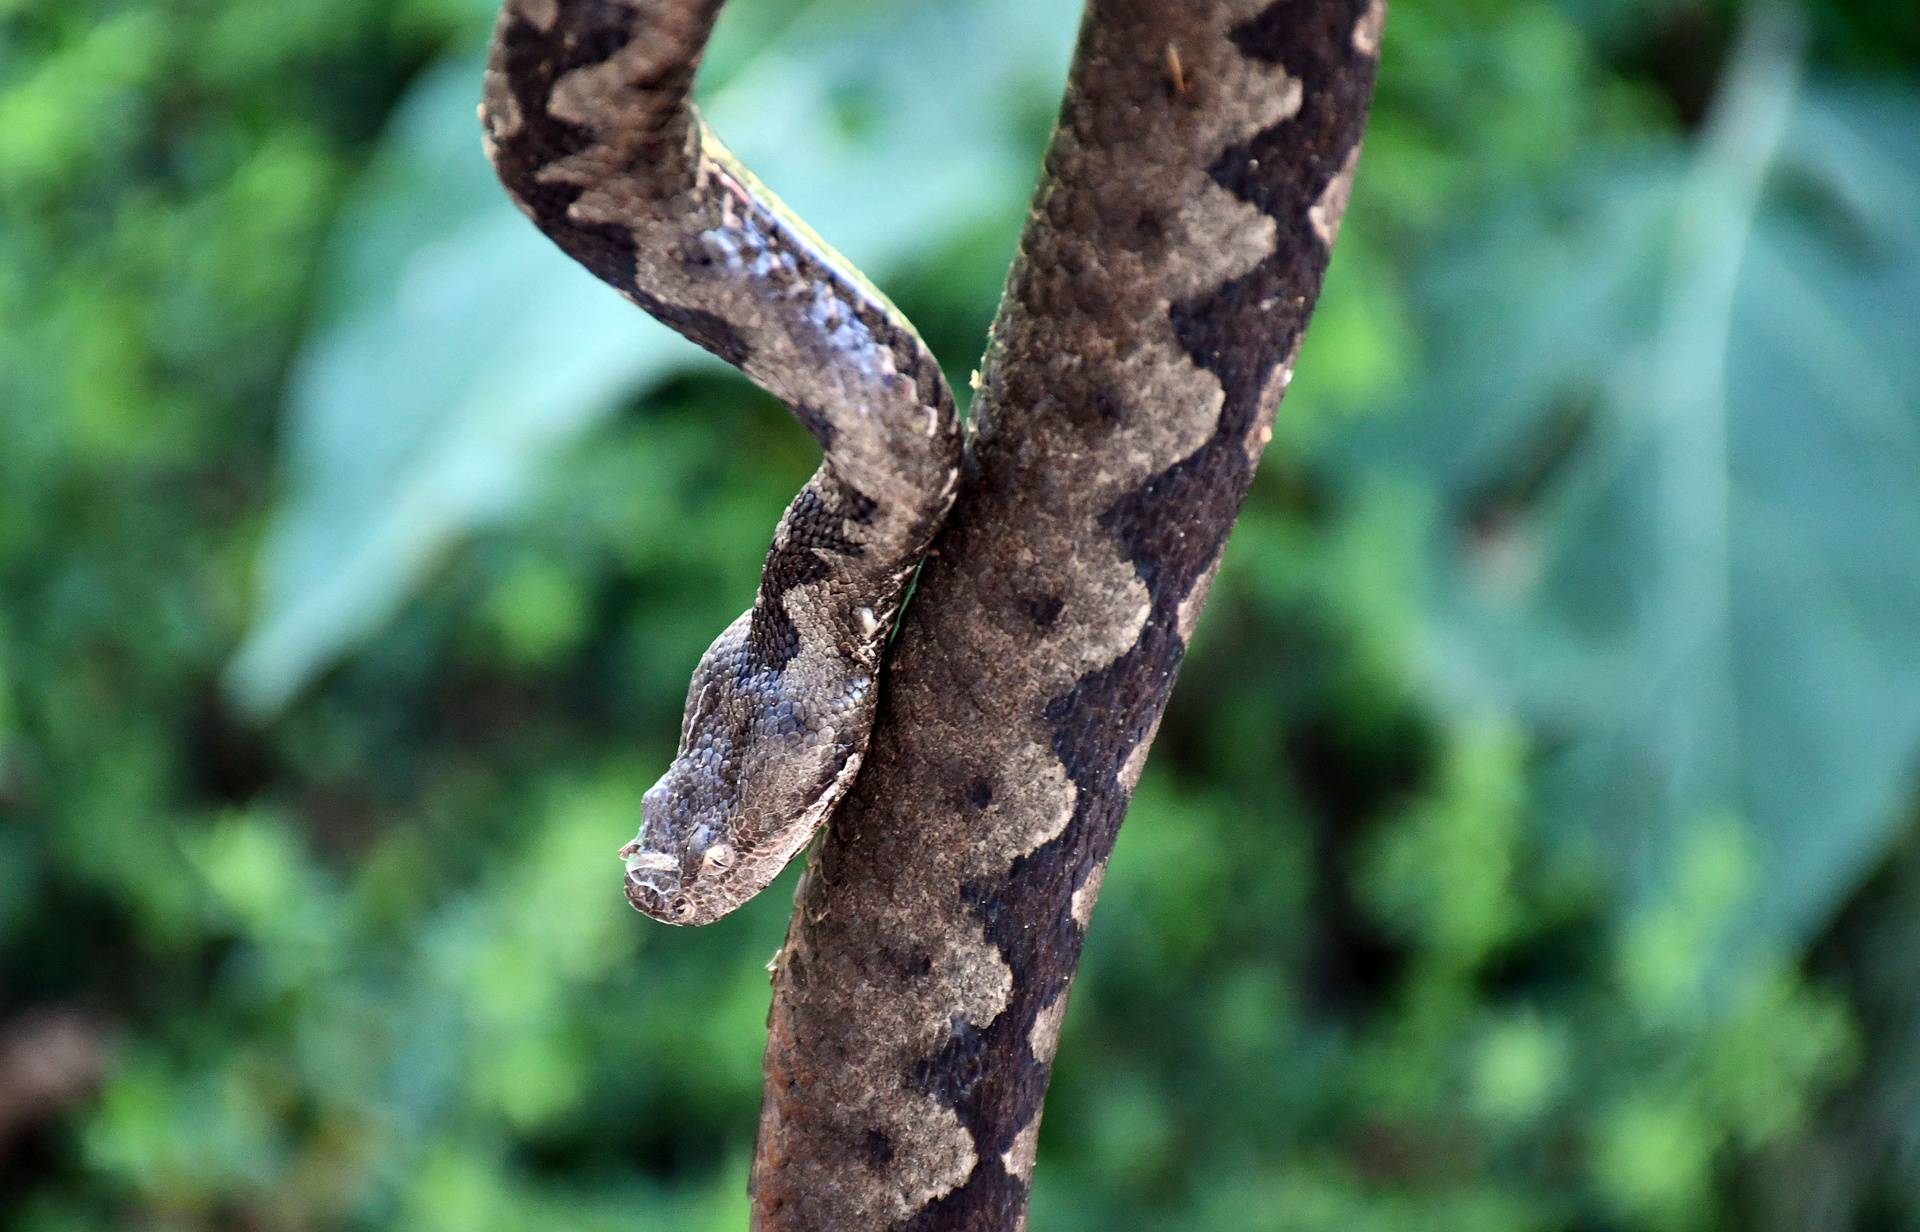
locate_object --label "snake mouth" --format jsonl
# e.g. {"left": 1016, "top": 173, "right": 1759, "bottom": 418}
{"left": 623, "top": 868, "right": 697, "bottom": 924}
{"left": 620, "top": 842, "right": 706, "bottom": 924}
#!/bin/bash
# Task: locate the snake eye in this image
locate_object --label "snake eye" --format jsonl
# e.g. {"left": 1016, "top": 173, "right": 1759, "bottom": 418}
{"left": 701, "top": 842, "right": 735, "bottom": 871}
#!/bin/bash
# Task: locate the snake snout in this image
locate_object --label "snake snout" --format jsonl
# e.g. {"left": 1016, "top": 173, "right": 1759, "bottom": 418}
{"left": 621, "top": 832, "right": 677, "bottom": 888}
{"left": 621, "top": 854, "right": 695, "bottom": 922}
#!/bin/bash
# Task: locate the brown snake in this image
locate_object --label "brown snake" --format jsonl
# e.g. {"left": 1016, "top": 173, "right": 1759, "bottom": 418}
{"left": 483, "top": 0, "right": 1381, "bottom": 1220}
{"left": 481, "top": 1, "right": 1381, "bottom": 947}
{"left": 483, "top": 0, "right": 962, "bottom": 925}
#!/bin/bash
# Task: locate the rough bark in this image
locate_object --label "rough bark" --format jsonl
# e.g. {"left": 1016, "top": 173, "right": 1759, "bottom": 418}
{"left": 750, "top": 2, "right": 1384, "bottom": 1228}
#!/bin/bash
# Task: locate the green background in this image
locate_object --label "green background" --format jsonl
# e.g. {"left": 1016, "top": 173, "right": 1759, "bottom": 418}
{"left": 4, "top": 0, "right": 1919, "bottom": 1227}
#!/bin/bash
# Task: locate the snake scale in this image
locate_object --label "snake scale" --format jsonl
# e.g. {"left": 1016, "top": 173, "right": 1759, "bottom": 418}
{"left": 484, "top": 0, "right": 1381, "bottom": 1222}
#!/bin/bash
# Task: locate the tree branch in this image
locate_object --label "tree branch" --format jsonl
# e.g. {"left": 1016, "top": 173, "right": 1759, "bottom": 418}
{"left": 750, "top": 2, "right": 1383, "bottom": 1227}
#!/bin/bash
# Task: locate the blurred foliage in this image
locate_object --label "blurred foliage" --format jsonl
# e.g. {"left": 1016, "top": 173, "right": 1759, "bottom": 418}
{"left": 2, "top": 1, "right": 1918, "bottom": 1231}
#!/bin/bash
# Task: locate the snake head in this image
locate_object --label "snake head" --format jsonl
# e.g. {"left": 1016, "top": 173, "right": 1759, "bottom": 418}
{"left": 618, "top": 610, "right": 877, "bottom": 925}
{"left": 620, "top": 778, "right": 741, "bottom": 926}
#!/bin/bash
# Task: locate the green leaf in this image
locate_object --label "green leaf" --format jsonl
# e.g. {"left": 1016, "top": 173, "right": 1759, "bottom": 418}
{"left": 1357, "top": 53, "right": 1920, "bottom": 960}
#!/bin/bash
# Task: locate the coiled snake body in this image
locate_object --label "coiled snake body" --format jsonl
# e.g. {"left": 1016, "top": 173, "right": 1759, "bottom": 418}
{"left": 483, "top": 0, "right": 1380, "bottom": 941}
{"left": 484, "top": 0, "right": 1382, "bottom": 1218}
{"left": 483, "top": 0, "right": 961, "bottom": 925}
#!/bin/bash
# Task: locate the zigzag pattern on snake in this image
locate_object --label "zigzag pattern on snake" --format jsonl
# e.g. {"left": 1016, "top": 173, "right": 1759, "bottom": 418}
{"left": 479, "top": 0, "right": 1381, "bottom": 971}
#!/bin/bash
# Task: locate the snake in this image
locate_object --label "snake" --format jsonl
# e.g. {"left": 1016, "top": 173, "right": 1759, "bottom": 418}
{"left": 484, "top": 0, "right": 1382, "bottom": 1219}
{"left": 482, "top": 0, "right": 1380, "bottom": 953}
{"left": 481, "top": 0, "right": 962, "bottom": 925}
